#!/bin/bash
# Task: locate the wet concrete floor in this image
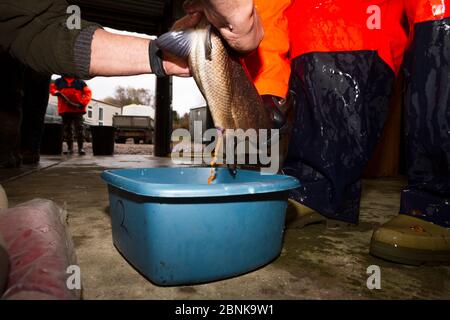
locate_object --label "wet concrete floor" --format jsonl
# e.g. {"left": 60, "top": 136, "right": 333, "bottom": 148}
{"left": 2, "top": 155, "right": 449, "bottom": 299}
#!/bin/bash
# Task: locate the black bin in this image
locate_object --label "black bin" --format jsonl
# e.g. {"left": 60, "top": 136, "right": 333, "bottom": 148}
{"left": 91, "top": 126, "right": 115, "bottom": 156}
{"left": 40, "top": 123, "right": 63, "bottom": 155}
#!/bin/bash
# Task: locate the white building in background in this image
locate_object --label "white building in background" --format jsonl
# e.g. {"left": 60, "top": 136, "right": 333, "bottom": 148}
{"left": 121, "top": 104, "right": 155, "bottom": 119}
{"left": 84, "top": 99, "right": 122, "bottom": 127}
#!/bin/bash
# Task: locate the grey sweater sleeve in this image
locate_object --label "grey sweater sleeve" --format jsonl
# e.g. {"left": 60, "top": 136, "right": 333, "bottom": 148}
{"left": 0, "top": 0, "right": 101, "bottom": 78}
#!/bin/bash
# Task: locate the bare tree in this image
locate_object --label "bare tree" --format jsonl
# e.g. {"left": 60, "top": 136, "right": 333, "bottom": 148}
{"left": 173, "top": 112, "right": 190, "bottom": 130}
{"left": 104, "top": 86, "right": 154, "bottom": 107}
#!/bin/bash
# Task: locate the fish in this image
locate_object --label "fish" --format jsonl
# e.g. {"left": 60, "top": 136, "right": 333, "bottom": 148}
{"left": 156, "top": 16, "right": 293, "bottom": 182}
{"left": 156, "top": 14, "right": 295, "bottom": 184}
{"left": 156, "top": 20, "right": 274, "bottom": 134}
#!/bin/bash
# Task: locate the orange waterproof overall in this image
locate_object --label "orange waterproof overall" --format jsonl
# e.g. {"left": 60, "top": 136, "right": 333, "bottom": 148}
{"left": 245, "top": 0, "right": 291, "bottom": 99}
{"left": 252, "top": 0, "right": 450, "bottom": 226}
{"left": 251, "top": 0, "right": 408, "bottom": 223}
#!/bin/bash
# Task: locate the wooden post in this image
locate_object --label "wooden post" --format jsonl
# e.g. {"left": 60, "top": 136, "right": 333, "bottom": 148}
{"left": 154, "top": 0, "right": 184, "bottom": 157}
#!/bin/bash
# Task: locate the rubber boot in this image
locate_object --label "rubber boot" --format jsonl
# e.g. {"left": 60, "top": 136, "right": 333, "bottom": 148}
{"left": 64, "top": 142, "right": 74, "bottom": 155}
{"left": 78, "top": 142, "right": 86, "bottom": 156}
{"left": 285, "top": 199, "right": 326, "bottom": 229}
{"left": 370, "top": 215, "right": 450, "bottom": 265}
{"left": 286, "top": 199, "right": 358, "bottom": 229}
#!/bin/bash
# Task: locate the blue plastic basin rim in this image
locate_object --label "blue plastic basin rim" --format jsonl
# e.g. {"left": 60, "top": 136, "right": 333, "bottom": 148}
{"left": 101, "top": 167, "right": 300, "bottom": 198}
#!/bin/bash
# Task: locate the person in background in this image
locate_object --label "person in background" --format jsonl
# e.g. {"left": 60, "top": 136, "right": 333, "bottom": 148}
{"left": 50, "top": 77, "right": 92, "bottom": 156}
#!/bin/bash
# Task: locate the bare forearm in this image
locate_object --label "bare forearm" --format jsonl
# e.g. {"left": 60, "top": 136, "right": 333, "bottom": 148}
{"left": 89, "top": 29, "right": 151, "bottom": 77}
{"left": 89, "top": 29, "right": 190, "bottom": 77}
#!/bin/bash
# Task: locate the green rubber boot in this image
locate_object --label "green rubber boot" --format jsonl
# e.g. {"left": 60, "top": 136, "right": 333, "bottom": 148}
{"left": 285, "top": 199, "right": 358, "bottom": 229}
{"left": 370, "top": 215, "right": 450, "bottom": 265}
{"left": 285, "top": 199, "right": 326, "bottom": 229}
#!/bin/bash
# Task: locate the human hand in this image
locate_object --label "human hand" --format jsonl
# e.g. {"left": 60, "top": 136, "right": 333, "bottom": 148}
{"left": 162, "top": 54, "right": 191, "bottom": 77}
{"left": 160, "top": 12, "right": 203, "bottom": 77}
{"left": 183, "top": 0, "right": 264, "bottom": 53}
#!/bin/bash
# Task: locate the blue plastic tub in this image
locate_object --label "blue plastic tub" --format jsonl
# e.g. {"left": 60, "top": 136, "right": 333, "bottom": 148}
{"left": 101, "top": 167, "right": 300, "bottom": 286}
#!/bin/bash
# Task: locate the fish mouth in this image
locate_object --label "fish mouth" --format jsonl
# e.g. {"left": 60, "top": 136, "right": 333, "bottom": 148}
{"left": 155, "top": 18, "right": 215, "bottom": 60}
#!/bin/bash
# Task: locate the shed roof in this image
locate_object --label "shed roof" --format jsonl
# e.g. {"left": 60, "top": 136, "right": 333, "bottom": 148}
{"left": 67, "top": 0, "right": 184, "bottom": 35}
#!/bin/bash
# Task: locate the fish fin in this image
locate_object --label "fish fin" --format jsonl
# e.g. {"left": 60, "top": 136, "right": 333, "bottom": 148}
{"left": 155, "top": 30, "right": 194, "bottom": 58}
{"left": 205, "top": 25, "right": 213, "bottom": 61}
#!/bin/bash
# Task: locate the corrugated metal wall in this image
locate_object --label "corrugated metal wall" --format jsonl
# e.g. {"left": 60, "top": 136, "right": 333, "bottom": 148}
{"left": 67, "top": 0, "right": 169, "bottom": 35}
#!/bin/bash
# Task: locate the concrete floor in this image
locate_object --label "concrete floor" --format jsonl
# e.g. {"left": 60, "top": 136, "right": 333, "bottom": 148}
{"left": 1, "top": 155, "right": 449, "bottom": 300}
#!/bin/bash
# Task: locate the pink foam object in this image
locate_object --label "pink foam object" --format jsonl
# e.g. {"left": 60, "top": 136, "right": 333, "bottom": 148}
{"left": 0, "top": 199, "right": 79, "bottom": 300}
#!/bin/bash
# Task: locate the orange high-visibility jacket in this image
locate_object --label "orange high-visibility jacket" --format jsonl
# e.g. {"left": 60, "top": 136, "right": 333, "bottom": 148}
{"left": 286, "top": 0, "right": 408, "bottom": 75}
{"left": 49, "top": 77, "right": 92, "bottom": 115}
{"left": 405, "top": 0, "right": 450, "bottom": 26}
{"left": 245, "top": 0, "right": 292, "bottom": 99}
{"left": 247, "top": 0, "right": 409, "bottom": 101}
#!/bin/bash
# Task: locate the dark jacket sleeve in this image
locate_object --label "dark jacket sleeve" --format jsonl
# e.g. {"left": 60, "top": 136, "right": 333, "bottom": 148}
{"left": 0, "top": 0, "right": 101, "bottom": 78}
